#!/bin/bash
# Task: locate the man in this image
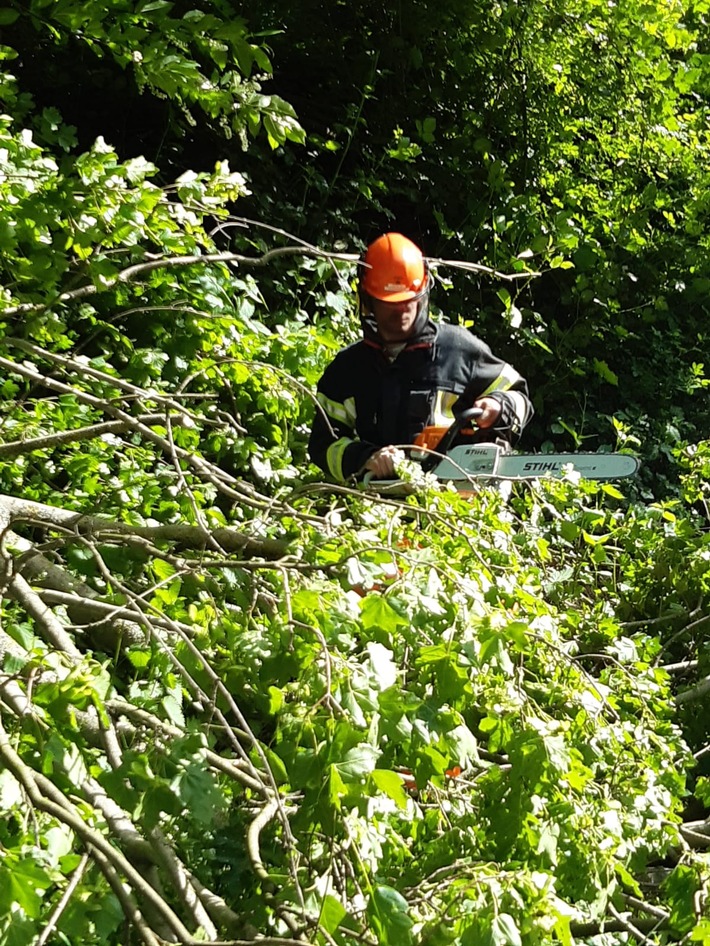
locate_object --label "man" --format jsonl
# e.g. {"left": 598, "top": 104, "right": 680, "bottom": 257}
{"left": 308, "top": 232, "right": 532, "bottom": 481}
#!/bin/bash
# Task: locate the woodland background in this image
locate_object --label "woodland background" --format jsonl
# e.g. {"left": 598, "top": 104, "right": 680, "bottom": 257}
{"left": 0, "top": 1, "right": 710, "bottom": 945}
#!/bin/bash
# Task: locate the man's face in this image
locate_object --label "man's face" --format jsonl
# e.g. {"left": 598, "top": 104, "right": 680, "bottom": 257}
{"left": 370, "top": 297, "right": 419, "bottom": 343}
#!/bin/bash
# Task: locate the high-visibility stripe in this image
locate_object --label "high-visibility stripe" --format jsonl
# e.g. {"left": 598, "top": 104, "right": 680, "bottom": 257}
{"left": 479, "top": 364, "right": 522, "bottom": 396}
{"left": 326, "top": 437, "right": 354, "bottom": 481}
{"left": 317, "top": 392, "right": 351, "bottom": 426}
{"left": 343, "top": 397, "right": 357, "bottom": 426}
{"left": 432, "top": 390, "right": 459, "bottom": 426}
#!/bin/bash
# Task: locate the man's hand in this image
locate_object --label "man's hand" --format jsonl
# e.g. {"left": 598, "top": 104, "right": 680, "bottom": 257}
{"left": 364, "top": 445, "right": 405, "bottom": 478}
{"left": 472, "top": 397, "right": 501, "bottom": 429}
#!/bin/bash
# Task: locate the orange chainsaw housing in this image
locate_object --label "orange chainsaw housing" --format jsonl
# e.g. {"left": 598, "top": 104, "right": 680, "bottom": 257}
{"left": 414, "top": 425, "right": 475, "bottom": 451}
{"left": 413, "top": 425, "right": 449, "bottom": 450}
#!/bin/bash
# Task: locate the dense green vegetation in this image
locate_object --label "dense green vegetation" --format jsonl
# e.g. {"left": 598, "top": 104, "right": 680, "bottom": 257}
{"left": 0, "top": 1, "right": 709, "bottom": 944}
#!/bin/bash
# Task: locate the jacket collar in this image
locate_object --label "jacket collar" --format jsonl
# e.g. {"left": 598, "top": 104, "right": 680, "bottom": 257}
{"left": 361, "top": 314, "right": 438, "bottom": 353}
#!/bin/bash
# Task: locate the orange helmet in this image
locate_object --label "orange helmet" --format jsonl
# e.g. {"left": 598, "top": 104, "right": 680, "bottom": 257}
{"left": 360, "top": 233, "right": 429, "bottom": 302}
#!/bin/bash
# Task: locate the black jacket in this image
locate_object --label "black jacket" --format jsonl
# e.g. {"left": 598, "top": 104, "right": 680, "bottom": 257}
{"left": 308, "top": 321, "right": 532, "bottom": 481}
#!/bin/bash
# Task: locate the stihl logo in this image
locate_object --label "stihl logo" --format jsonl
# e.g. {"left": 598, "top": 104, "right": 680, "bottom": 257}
{"left": 521, "top": 460, "right": 597, "bottom": 473}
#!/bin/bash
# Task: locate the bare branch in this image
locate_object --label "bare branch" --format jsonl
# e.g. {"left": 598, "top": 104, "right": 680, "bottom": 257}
{"left": 35, "top": 587, "right": 199, "bottom": 641}
{"left": 608, "top": 903, "right": 664, "bottom": 945}
{"left": 146, "top": 825, "right": 218, "bottom": 940}
{"left": 659, "top": 660, "right": 698, "bottom": 673}
{"left": 7, "top": 572, "right": 82, "bottom": 656}
{"left": 88, "top": 845, "right": 162, "bottom": 946}
{"left": 181, "top": 871, "right": 244, "bottom": 937}
{"left": 198, "top": 941, "right": 313, "bottom": 946}
{"left": 570, "top": 916, "right": 670, "bottom": 937}
{"left": 620, "top": 894, "right": 670, "bottom": 922}
{"left": 246, "top": 796, "right": 281, "bottom": 883}
{"left": 679, "top": 822, "right": 710, "bottom": 848}
{"left": 36, "top": 853, "right": 90, "bottom": 946}
{"left": 428, "top": 256, "right": 540, "bottom": 281}
{"left": 676, "top": 674, "right": 710, "bottom": 705}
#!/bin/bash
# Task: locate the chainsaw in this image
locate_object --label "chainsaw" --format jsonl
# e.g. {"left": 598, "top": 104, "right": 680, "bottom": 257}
{"left": 364, "top": 407, "right": 640, "bottom": 491}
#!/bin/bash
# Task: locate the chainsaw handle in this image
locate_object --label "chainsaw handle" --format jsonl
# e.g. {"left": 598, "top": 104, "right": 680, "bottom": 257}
{"left": 420, "top": 407, "right": 483, "bottom": 473}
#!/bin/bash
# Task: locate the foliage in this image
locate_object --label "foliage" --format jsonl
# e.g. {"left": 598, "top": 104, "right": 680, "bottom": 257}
{"left": 0, "top": 1, "right": 708, "bottom": 945}
{"left": 238, "top": 0, "right": 710, "bottom": 474}
{"left": 2, "top": 395, "right": 710, "bottom": 942}
{"left": 2, "top": 0, "right": 305, "bottom": 149}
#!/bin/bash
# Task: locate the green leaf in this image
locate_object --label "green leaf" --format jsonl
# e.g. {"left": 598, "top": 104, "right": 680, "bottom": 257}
{"left": 171, "top": 763, "right": 224, "bottom": 825}
{"left": 7, "top": 858, "right": 54, "bottom": 918}
{"left": 268, "top": 685, "right": 285, "bottom": 713}
{"left": 334, "top": 744, "right": 381, "bottom": 783}
{"left": 2, "top": 913, "right": 35, "bottom": 946}
{"left": 552, "top": 911, "right": 573, "bottom": 946}
{"left": 369, "top": 769, "right": 410, "bottom": 810}
{"left": 154, "top": 578, "right": 182, "bottom": 605}
{"left": 615, "top": 863, "right": 643, "bottom": 898}
{"left": 695, "top": 777, "right": 710, "bottom": 807}
{"left": 153, "top": 558, "right": 177, "bottom": 581}
{"left": 491, "top": 914, "right": 522, "bottom": 946}
{"left": 328, "top": 764, "right": 346, "bottom": 809}
{"left": 690, "top": 919, "right": 710, "bottom": 944}
{"left": 593, "top": 358, "right": 619, "bottom": 386}
{"left": 367, "top": 885, "right": 414, "bottom": 946}
{"left": 360, "top": 595, "right": 407, "bottom": 632}
{"left": 261, "top": 746, "right": 289, "bottom": 785}
{"left": 162, "top": 692, "right": 185, "bottom": 727}
{"left": 664, "top": 865, "right": 700, "bottom": 933}
{"left": 318, "top": 893, "right": 347, "bottom": 934}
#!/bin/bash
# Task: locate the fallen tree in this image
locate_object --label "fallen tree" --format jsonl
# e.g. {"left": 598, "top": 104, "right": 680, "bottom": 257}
{"left": 1, "top": 339, "right": 710, "bottom": 944}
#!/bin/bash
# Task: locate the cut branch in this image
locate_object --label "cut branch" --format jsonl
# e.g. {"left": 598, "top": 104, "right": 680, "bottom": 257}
{"left": 0, "top": 352, "right": 276, "bottom": 511}
{"left": 0, "top": 492, "right": 288, "bottom": 558}
{"left": 0, "top": 413, "right": 184, "bottom": 458}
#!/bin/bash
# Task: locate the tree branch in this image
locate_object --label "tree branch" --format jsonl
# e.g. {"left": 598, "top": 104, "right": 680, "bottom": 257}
{"left": 105, "top": 698, "right": 263, "bottom": 792}
{"left": 0, "top": 492, "right": 289, "bottom": 558}
{"left": 88, "top": 844, "right": 163, "bottom": 946}
{"left": 0, "top": 413, "right": 184, "bottom": 458}
{"left": 146, "top": 825, "right": 218, "bottom": 940}
{"left": 7, "top": 572, "right": 82, "bottom": 657}
{"left": 676, "top": 674, "right": 710, "bottom": 705}
{"left": 0, "top": 717, "right": 195, "bottom": 942}
{"left": 1, "top": 245, "right": 359, "bottom": 317}
{"left": 570, "top": 916, "right": 670, "bottom": 937}
{"left": 0, "top": 352, "right": 276, "bottom": 512}
{"left": 608, "top": 903, "right": 663, "bottom": 945}
{"left": 428, "top": 256, "right": 540, "bottom": 281}
{"left": 36, "top": 853, "right": 90, "bottom": 946}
